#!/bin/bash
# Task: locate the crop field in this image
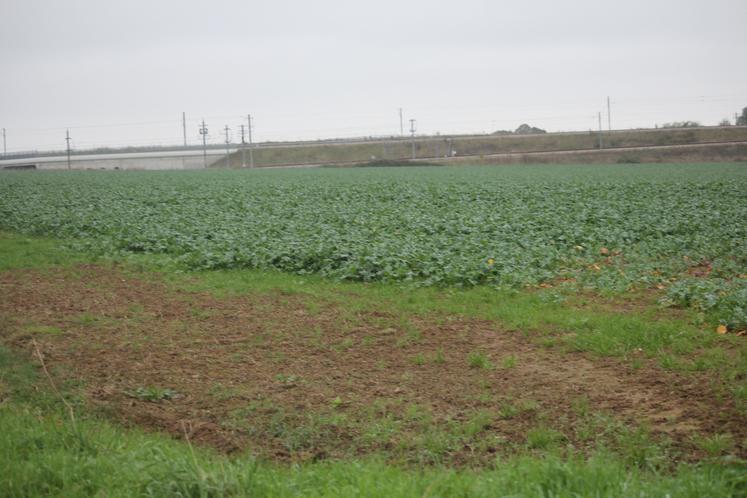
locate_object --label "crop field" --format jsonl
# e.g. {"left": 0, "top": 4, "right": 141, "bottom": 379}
{"left": 1, "top": 163, "right": 746, "bottom": 328}
{"left": 1, "top": 163, "right": 746, "bottom": 496}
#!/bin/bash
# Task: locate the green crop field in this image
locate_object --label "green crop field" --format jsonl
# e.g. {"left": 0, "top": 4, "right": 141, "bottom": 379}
{"left": 1, "top": 163, "right": 746, "bottom": 497}
{"left": 1, "top": 163, "right": 745, "bottom": 328}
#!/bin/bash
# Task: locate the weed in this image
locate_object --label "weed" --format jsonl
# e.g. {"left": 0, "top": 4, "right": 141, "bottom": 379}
{"left": 572, "top": 395, "right": 591, "bottom": 417}
{"left": 499, "top": 402, "right": 520, "bottom": 419}
{"left": 304, "top": 300, "right": 322, "bottom": 315}
{"left": 412, "top": 353, "right": 426, "bottom": 366}
{"left": 208, "top": 383, "right": 243, "bottom": 400}
{"left": 518, "top": 399, "right": 540, "bottom": 412}
{"left": 311, "top": 324, "right": 324, "bottom": 345}
{"left": 526, "top": 426, "right": 566, "bottom": 449}
{"left": 404, "top": 404, "right": 432, "bottom": 426}
{"left": 468, "top": 351, "right": 493, "bottom": 370}
{"left": 694, "top": 433, "right": 735, "bottom": 457}
{"left": 397, "top": 319, "right": 423, "bottom": 346}
{"left": 539, "top": 337, "right": 558, "bottom": 348}
{"left": 189, "top": 307, "right": 213, "bottom": 320}
{"left": 500, "top": 354, "right": 518, "bottom": 369}
{"left": 229, "top": 352, "right": 245, "bottom": 362}
{"left": 24, "top": 324, "right": 63, "bottom": 335}
{"left": 269, "top": 351, "right": 286, "bottom": 363}
{"left": 361, "top": 415, "right": 400, "bottom": 446}
{"left": 275, "top": 374, "right": 301, "bottom": 386}
{"left": 463, "top": 410, "right": 494, "bottom": 438}
{"left": 433, "top": 348, "right": 446, "bottom": 364}
{"left": 476, "top": 392, "right": 493, "bottom": 404}
{"left": 732, "top": 383, "right": 747, "bottom": 412}
{"left": 127, "top": 303, "right": 145, "bottom": 314}
{"left": 659, "top": 354, "right": 684, "bottom": 370}
{"left": 127, "top": 386, "right": 177, "bottom": 402}
{"left": 418, "top": 429, "right": 455, "bottom": 464}
{"left": 72, "top": 312, "right": 98, "bottom": 326}
{"left": 612, "top": 425, "right": 670, "bottom": 470}
{"left": 335, "top": 337, "right": 354, "bottom": 351}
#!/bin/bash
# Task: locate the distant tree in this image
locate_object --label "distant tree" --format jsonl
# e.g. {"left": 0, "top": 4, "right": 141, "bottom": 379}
{"left": 737, "top": 107, "right": 747, "bottom": 126}
{"left": 719, "top": 118, "right": 732, "bottom": 126}
{"left": 514, "top": 124, "right": 547, "bottom": 135}
{"left": 660, "top": 121, "right": 701, "bottom": 128}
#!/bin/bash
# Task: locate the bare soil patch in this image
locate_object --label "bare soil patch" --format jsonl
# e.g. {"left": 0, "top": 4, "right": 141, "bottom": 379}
{"left": 0, "top": 265, "right": 744, "bottom": 465}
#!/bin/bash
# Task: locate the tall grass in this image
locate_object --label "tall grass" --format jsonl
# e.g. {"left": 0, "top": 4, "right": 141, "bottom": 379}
{"left": 2, "top": 404, "right": 745, "bottom": 498}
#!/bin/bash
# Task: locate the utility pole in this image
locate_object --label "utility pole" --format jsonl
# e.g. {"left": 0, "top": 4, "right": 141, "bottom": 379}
{"left": 199, "top": 120, "right": 208, "bottom": 168}
{"left": 224, "top": 125, "right": 231, "bottom": 168}
{"left": 240, "top": 124, "right": 247, "bottom": 168}
{"left": 597, "top": 112, "right": 604, "bottom": 149}
{"left": 607, "top": 96, "right": 611, "bottom": 131}
{"left": 247, "top": 114, "right": 254, "bottom": 168}
{"left": 409, "top": 118, "right": 417, "bottom": 159}
{"left": 736, "top": 112, "right": 740, "bottom": 126}
{"left": 2, "top": 128, "right": 5, "bottom": 157}
{"left": 399, "top": 108, "right": 404, "bottom": 137}
{"left": 65, "top": 129, "right": 72, "bottom": 170}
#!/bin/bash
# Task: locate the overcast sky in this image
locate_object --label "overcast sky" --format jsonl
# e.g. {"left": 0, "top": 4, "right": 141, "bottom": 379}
{"left": 1, "top": 0, "right": 746, "bottom": 152}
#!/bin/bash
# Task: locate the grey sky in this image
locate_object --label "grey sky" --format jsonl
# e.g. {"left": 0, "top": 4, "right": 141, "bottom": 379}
{"left": 1, "top": 0, "right": 746, "bottom": 152}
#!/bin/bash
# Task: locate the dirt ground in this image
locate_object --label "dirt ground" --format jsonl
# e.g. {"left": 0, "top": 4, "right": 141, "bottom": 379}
{"left": 1, "top": 265, "right": 744, "bottom": 465}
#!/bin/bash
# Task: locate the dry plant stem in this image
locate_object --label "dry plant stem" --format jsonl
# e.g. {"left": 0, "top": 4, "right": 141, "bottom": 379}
{"left": 181, "top": 420, "right": 204, "bottom": 477}
{"left": 32, "top": 338, "right": 76, "bottom": 429}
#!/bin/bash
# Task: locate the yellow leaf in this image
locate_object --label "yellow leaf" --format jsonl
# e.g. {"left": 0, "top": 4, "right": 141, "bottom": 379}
{"left": 716, "top": 324, "right": 727, "bottom": 335}
{"left": 600, "top": 247, "right": 609, "bottom": 255}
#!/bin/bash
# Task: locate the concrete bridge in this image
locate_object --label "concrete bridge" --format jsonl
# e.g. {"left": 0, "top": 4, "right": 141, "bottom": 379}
{"left": 0, "top": 148, "right": 236, "bottom": 171}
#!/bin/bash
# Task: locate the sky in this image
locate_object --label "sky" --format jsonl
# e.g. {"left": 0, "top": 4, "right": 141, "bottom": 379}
{"left": 1, "top": 0, "right": 746, "bottom": 153}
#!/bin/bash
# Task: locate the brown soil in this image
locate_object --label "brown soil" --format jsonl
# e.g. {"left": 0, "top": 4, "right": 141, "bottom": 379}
{"left": 0, "top": 264, "right": 744, "bottom": 465}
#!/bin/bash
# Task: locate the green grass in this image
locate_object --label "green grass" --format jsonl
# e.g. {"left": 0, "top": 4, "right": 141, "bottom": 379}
{"left": 411, "top": 353, "right": 426, "bottom": 366}
{"left": 526, "top": 426, "right": 566, "bottom": 450}
{"left": 0, "top": 232, "right": 86, "bottom": 271}
{"left": 694, "top": 433, "right": 736, "bottom": 458}
{"left": 500, "top": 354, "right": 518, "bottom": 369}
{"left": 2, "top": 399, "right": 745, "bottom": 498}
{"left": 467, "top": 351, "right": 493, "bottom": 370}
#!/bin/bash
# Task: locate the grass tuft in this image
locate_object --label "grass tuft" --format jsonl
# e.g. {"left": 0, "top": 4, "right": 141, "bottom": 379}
{"left": 468, "top": 351, "right": 493, "bottom": 370}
